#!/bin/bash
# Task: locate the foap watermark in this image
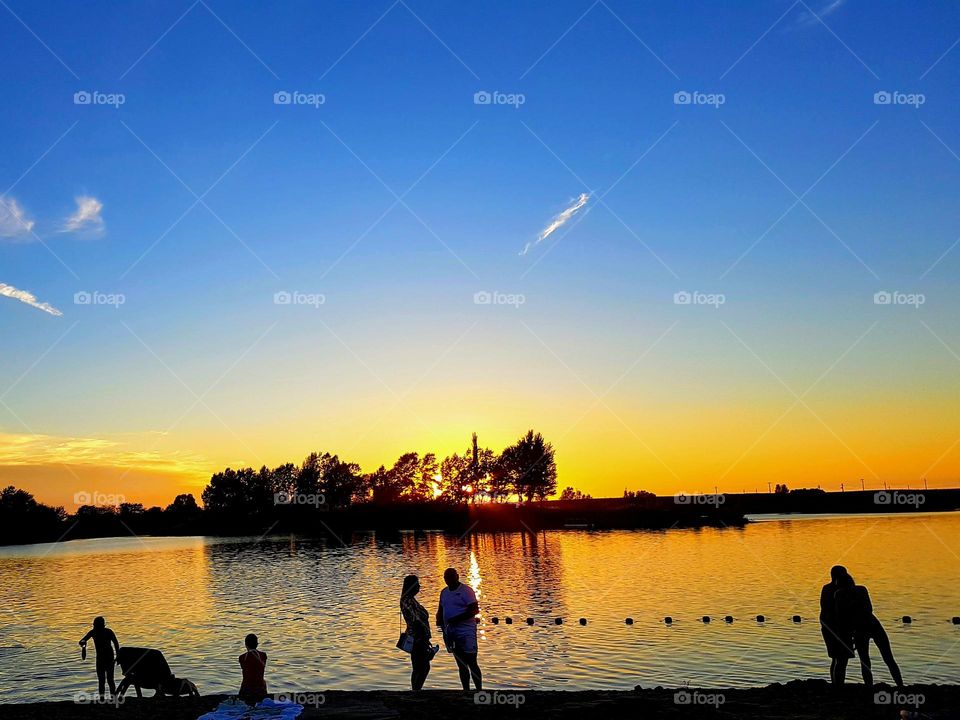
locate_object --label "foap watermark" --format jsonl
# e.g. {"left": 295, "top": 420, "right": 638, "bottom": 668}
{"left": 474, "top": 691, "right": 525, "bottom": 708}
{"left": 74, "top": 90, "right": 126, "bottom": 108}
{"left": 274, "top": 290, "right": 326, "bottom": 308}
{"left": 674, "top": 290, "right": 725, "bottom": 308}
{"left": 74, "top": 490, "right": 125, "bottom": 506}
{"left": 74, "top": 692, "right": 126, "bottom": 705}
{"left": 674, "top": 492, "right": 726, "bottom": 507}
{"left": 274, "top": 691, "right": 326, "bottom": 707}
{"left": 674, "top": 690, "right": 725, "bottom": 707}
{"left": 273, "top": 90, "right": 325, "bottom": 108}
{"left": 874, "top": 690, "right": 925, "bottom": 708}
{"left": 474, "top": 290, "right": 525, "bottom": 308}
{"left": 873, "top": 290, "right": 925, "bottom": 308}
{"left": 474, "top": 90, "right": 525, "bottom": 108}
{"left": 674, "top": 90, "right": 725, "bottom": 108}
{"left": 874, "top": 90, "right": 925, "bottom": 108}
{"left": 874, "top": 491, "right": 925, "bottom": 509}
{"left": 74, "top": 290, "right": 126, "bottom": 308}
{"left": 274, "top": 492, "right": 326, "bottom": 508}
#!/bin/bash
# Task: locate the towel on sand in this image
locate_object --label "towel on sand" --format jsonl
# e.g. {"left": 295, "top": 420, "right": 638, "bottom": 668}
{"left": 197, "top": 697, "right": 303, "bottom": 720}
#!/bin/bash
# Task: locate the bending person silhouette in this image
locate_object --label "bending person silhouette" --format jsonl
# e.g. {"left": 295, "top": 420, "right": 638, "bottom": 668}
{"left": 436, "top": 567, "right": 482, "bottom": 691}
{"left": 400, "top": 575, "right": 436, "bottom": 691}
{"left": 238, "top": 633, "right": 268, "bottom": 705}
{"left": 820, "top": 565, "right": 855, "bottom": 684}
{"left": 78, "top": 616, "right": 120, "bottom": 699}
{"left": 835, "top": 574, "right": 904, "bottom": 688}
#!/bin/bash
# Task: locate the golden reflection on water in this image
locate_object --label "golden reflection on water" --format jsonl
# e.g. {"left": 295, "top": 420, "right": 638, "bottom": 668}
{"left": 1, "top": 513, "right": 959, "bottom": 702}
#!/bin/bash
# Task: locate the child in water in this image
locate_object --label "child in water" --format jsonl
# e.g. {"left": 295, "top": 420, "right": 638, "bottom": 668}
{"left": 78, "top": 616, "right": 120, "bottom": 699}
{"left": 238, "top": 633, "right": 268, "bottom": 705}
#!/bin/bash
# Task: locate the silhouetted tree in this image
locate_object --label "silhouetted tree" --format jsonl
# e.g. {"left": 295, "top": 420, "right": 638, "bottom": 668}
{"left": 500, "top": 430, "right": 557, "bottom": 502}
{"left": 560, "top": 486, "right": 591, "bottom": 501}
{"left": 0, "top": 486, "right": 65, "bottom": 545}
{"left": 439, "top": 452, "right": 471, "bottom": 504}
{"left": 321, "top": 455, "right": 364, "bottom": 508}
{"left": 165, "top": 493, "right": 199, "bottom": 514}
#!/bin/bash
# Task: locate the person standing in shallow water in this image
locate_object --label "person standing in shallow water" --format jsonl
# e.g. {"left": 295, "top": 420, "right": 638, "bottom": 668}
{"left": 436, "top": 567, "right": 482, "bottom": 691}
{"left": 835, "top": 573, "right": 904, "bottom": 688}
{"left": 78, "top": 616, "right": 120, "bottom": 699}
{"left": 400, "top": 575, "right": 435, "bottom": 691}
{"left": 820, "top": 565, "right": 855, "bottom": 684}
{"left": 238, "top": 633, "right": 268, "bottom": 705}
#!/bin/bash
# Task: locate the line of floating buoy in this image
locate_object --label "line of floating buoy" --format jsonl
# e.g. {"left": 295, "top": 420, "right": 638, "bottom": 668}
{"left": 487, "top": 614, "right": 959, "bottom": 625}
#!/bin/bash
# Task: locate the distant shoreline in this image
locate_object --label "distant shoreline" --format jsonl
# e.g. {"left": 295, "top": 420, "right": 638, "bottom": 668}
{"left": 1, "top": 681, "right": 956, "bottom": 719}
{"left": 3, "top": 488, "right": 960, "bottom": 547}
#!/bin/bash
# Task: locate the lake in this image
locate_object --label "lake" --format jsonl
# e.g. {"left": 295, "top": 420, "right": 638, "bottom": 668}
{"left": 1, "top": 512, "right": 958, "bottom": 703}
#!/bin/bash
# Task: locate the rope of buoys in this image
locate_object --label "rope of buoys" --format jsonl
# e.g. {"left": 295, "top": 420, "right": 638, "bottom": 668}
{"left": 483, "top": 613, "right": 953, "bottom": 625}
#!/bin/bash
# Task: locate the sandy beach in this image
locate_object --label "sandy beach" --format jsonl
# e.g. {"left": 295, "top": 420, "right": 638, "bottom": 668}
{"left": 1, "top": 681, "right": 956, "bottom": 719}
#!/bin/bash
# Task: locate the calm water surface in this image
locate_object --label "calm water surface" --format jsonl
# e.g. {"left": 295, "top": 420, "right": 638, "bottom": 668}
{"left": 1, "top": 512, "right": 959, "bottom": 702}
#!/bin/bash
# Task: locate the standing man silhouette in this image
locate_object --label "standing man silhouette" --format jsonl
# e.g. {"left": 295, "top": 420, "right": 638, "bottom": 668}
{"left": 820, "top": 565, "right": 854, "bottom": 684}
{"left": 436, "top": 567, "right": 482, "bottom": 691}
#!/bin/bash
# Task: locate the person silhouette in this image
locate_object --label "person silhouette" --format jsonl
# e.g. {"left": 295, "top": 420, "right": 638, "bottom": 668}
{"left": 78, "top": 616, "right": 120, "bottom": 699}
{"left": 400, "top": 575, "right": 436, "bottom": 691}
{"left": 835, "top": 573, "right": 904, "bottom": 688}
{"left": 238, "top": 633, "right": 268, "bottom": 705}
{"left": 436, "top": 567, "right": 482, "bottom": 691}
{"left": 820, "top": 565, "right": 855, "bottom": 684}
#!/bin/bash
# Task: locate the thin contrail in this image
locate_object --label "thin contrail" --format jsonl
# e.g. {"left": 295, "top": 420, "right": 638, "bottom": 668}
{"left": 521, "top": 193, "right": 590, "bottom": 256}
{"left": 0, "top": 282, "right": 63, "bottom": 316}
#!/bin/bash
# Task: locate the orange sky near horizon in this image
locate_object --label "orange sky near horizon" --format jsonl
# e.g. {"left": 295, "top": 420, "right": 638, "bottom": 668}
{"left": 5, "top": 388, "right": 960, "bottom": 510}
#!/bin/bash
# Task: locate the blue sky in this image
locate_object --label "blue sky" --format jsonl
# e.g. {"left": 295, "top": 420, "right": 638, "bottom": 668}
{"left": 2, "top": 0, "right": 960, "bottom": 505}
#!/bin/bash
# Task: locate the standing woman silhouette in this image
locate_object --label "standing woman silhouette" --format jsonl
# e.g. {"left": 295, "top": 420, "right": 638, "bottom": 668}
{"left": 400, "top": 575, "right": 434, "bottom": 691}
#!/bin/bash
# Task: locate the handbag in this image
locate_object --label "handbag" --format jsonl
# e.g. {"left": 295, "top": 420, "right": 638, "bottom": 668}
{"left": 396, "top": 630, "right": 415, "bottom": 654}
{"left": 396, "top": 609, "right": 415, "bottom": 653}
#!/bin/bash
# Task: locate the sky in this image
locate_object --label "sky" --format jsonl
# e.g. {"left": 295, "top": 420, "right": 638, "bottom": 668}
{"left": 1, "top": 0, "right": 959, "bottom": 509}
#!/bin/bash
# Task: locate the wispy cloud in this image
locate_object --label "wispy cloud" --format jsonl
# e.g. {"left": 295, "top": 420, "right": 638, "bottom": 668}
{"left": 0, "top": 430, "right": 207, "bottom": 475}
{"left": 0, "top": 196, "right": 35, "bottom": 239}
{"left": 521, "top": 192, "right": 590, "bottom": 256}
{"left": 0, "top": 282, "right": 63, "bottom": 316}
{"left": 795, "top": 0, "right": 846, "bottom": 27}
{"left": 62, "top": 195, "right": 104, "bottom": 234}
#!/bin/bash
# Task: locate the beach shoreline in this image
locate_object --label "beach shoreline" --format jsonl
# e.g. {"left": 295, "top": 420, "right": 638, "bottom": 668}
{"left": 1, "top": 681, "right": 956, "bottom": 719}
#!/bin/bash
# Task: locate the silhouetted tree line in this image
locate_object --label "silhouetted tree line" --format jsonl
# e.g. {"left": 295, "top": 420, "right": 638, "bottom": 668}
{"left": 0, "top": 486, "right": 204, "bottom": 545}
{"left": 202, "top": 430, "right": 558, "bottom": 520}
{"left": 0, "top": 485, "right": 67, "bottom": 545}
{"left": 0, "top": 431, "right": 558, "bottom": 544}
